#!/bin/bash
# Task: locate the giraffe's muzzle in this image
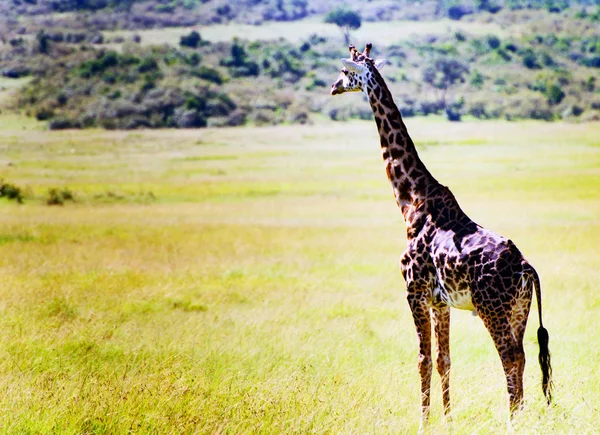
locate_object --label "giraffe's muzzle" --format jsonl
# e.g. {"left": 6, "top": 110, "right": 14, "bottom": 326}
{"left": 330, "top": 80, "right": 344, "bottom": 95}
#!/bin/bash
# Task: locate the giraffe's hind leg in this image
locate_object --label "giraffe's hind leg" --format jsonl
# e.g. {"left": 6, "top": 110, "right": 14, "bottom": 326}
{"left": 510, "top": 287, "right": 533, "bottom": 408}
{"left": 432, "top": 305, "right": 451, "bottom": 419}
{"left": 478, "top": 311, "right": 525, "bottom": 413}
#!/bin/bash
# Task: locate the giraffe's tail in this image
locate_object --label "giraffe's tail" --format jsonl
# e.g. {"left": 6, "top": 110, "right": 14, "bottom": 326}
{"left": 527, "top": 264, "right": 553, "bottom": 405}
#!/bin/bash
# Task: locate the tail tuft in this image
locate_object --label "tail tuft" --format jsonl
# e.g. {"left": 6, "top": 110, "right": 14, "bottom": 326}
{"left": 537, "top": 326, "right": 553, "bottom": 404}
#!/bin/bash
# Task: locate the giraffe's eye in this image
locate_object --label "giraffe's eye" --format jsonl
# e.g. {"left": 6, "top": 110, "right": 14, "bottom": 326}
{"left": 342, "top": 68, "right": 349, "bottom": 75}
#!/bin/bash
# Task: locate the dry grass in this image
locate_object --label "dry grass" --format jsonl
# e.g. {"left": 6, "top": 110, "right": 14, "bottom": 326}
{"left": 102, "top": 17, "right": 507, "bottom": 47}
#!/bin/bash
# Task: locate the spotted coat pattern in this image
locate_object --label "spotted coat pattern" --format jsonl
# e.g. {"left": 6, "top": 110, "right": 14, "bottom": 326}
{"left": 330, "top": 44, "right": 552, "bottom": 426}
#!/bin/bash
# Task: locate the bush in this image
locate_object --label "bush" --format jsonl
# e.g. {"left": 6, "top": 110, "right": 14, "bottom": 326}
{"left": 305, "top": 77, "right": 327, "bottom": 91}
{"left": 540, "top": 52, "right": 555, "bottom": 67}
{"left": 49, "top": 118, "right": 78, "bottom": 130}
{"left": 46, "top": 188, "right": 75, "bottom": 206}
{"left": 78, "top": 50, "right": 121, "bottom": 78}
{"left": 138, "top": 57, "right": 158, "bottom": 73}
{"left": 446, "top": 97, "right": 465, "bottom": 121}
{"left": 523, "top": 101, "right": 554, "bottom": 120}
{"left": 35, "top": 108, "right": 54, "bottom": 121}
{"left": 216, "top": 5, "right": 231, "bottom": 16}
{"left": 180, "top": 31, "right": 201, "bottom": 48}
{"left": 2, "top": 67, "right": 30, "bottom": 78}
{"left": 468, "top": 101, "right": 488, "bottom": 119}
{"left": 174, "top": 109, "right": 206, "bottom": 128}
{"left": 140, "top": 79, "right": 155, "bottom": 92}
{"left": 191, "top": 66, "right": 224, "bottom": 84}
{"left": 124, "top": 117, "right": 152, "bottom": 129}
{"left": 102, "top": 71, "right": 117, "bottom": 84}
{"left": 398, "top": 99, "right": 416, "bottom": 117}
{"left": 545, "top": 84, "right": 565, "bottom": 105}
{"left": 230, "top": 62, "right": 259, "bottom": 78}
{"left": 9, "top": 38, "right": 25, "bottom": 47}
{"left": 470, "top": 70, "right": 485, "bottom": 88}
{"left": 226, "top": 109, "right": 247, "bottom": 126}
{"left": 328, "top": 107, "right": 347, "bottom": 121}
{"left": 446, "top": 109, "right": 461, "bottom": 121}
{"left": 65, "top": 33, "right": 86, "bottom": 43}
{"left": 454, "top": 31, "right": 467, "bottom": 42}
{"left": 486, "top": 35, "right": 501, "bottom": 49}
{"left": 156, "top": 3, "right": 175, "bottom": 13}
{"left": 186, "top": 52, "right": 201, "bottom": 66}
{"left": 0, "top": 180, "right": 24, "bottom": 203}
{"left": 448, "top": 5, "right": 472, "bottom": 20}
{"left": 561, "top": 105, "right": 584, "bottom": 118}
{"left": 582, "top": 56, "right": 600, "bottom": 68}
{"left": 221, "top": 40, "right": 260, "bottom": 77}
{"left": 206, "top": 98, "right": 235, "bottom": 117}
{"left": 583, "top": 76, "right": 596, "bottom": 92}
{"left": 544, "top": 0, "right": 568, "bottom": 13}
{"left": 475, "top": 0, "right": 502, "bottom": 12}
{"left": 57, "top": 93, "right": 68, "bottom": 106}
{"left": 288, "top": 110, "right": 309, "bottom": 124}
{"left": 88, "top": 32, "right": 104, "bottom": 44}
{"left": 416, "top": 100, "right": 445, "bottom": 116}
{"left": 523, "top": 51, "right": 541, "bottom": 69}
{"left": 184, "top": 94, "right": 206, "bottom": 112}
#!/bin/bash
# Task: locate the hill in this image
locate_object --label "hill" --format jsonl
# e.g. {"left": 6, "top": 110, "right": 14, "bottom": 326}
{"left": 0, "top": 2, "right": 599, "bottom": 128}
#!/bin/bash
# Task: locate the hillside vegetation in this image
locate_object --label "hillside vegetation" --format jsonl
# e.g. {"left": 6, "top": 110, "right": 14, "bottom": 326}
{"left": 5, "top": 0, "right": 600, "bottom": 27}
{"left": 1, "top": 1, "right": 599, "bottom": 128}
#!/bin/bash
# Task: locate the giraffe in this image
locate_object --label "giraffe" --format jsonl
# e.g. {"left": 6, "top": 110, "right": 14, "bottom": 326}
{"left": 330, "top": 43, "right": 552, "bottom": 426}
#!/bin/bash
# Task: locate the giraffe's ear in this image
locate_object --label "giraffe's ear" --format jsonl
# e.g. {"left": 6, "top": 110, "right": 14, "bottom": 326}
{"left": 374, "top": 59, "right": 388, "bottom": 71}
{"left": 341, "top": 58, "right": 364, "bottom": 73}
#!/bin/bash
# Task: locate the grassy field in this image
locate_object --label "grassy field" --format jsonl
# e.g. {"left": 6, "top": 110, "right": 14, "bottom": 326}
{"left": 1, "top": 115, "right": 600, "bottom": 433}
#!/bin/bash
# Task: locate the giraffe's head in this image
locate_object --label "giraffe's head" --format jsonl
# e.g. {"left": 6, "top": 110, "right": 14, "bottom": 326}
{"left": 330, "top": 43, "right": 387, "bottom": 96}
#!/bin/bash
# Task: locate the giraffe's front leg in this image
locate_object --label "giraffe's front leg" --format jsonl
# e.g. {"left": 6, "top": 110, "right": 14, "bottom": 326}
{"left": 432, "top": 305, "right": 452, "bottom": 420}
{"left": 407, "top": 291, "right": 432, "bottom": 429}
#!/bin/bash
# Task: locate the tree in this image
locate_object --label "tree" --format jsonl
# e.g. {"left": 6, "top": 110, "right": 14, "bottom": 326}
{"left": 324, "top": 7, "right": 361, "bottom": 46}
{"left": 36, "top": 30, "right": 50, "bottom": 55}
{"left": 422, "top": 57, "right": 469, "bottom": 121}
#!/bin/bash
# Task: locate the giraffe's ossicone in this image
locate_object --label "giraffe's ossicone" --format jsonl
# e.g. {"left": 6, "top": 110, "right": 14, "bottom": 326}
{"left": 330, "top": 43, "right": 552, "bottom": 426}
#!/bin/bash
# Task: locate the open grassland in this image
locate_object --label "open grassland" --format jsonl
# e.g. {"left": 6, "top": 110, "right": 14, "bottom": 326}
{"left": 1, "top": 117, "right": 600, "bottom": 433}
{"left": 103, "top": 17, "right": 507, "bottom": 47}
{"left": 0, "top": 77, "right": 32, "bottom": 107}
{"left": 102, "top": 12, "right": 592, "bottom": 48}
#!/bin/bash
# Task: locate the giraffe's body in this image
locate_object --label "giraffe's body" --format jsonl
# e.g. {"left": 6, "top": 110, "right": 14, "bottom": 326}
{"left": 330, "top": 44, "right": 552, "bottom": 425}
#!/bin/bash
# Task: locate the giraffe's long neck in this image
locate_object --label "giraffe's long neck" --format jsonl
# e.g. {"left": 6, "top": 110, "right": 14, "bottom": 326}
{"left": 364, "top": 67, "right": 440, "bottom": 223}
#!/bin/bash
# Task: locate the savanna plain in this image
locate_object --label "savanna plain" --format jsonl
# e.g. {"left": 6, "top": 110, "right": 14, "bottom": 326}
{"left": 1, "top": 114, "right": 599, "bottom": 434}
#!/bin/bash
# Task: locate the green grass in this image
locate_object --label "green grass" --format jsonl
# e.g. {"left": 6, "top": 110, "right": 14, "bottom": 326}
{"left": 1, "top": 115, "right": 600, "bottom": 433}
